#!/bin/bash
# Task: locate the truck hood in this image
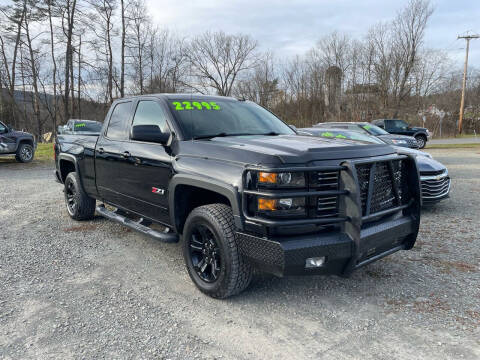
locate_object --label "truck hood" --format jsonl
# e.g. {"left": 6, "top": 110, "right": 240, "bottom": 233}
{"left": 8, "top": 130, "right": 33, "bottom": 138}
{"left": 377, "top": 134, "right": 415, "bottom": 141}
{"left": 394, "top": 146, "right": 446, "bottom": 174}
{"left": 411, "top": 127, "right": 428, "bottom": 132}
{"left": 416, "top": 156, "right": 446, "bottom": 174}
{"left": 393, "top": 146, "right": 428, "bottom": 157}
{"left": 178, "top": 134, "right": 395, "bottom": 165}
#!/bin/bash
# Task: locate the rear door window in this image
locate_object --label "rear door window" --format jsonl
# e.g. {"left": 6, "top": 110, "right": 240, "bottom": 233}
{"left": 388, "top": 120, "right": 408, "bottom": 130}
{"left": 106, "top": 101, "right": 132, "bottom": 140}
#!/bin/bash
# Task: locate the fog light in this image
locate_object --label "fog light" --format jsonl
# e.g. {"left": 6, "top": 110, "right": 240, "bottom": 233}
{"left": 305, "top": 257, "right": 326, "bottom": 268}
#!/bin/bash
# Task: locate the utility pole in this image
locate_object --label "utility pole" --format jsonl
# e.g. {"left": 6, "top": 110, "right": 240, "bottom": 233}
{"left": 457, "top": 34, "right": 479, "bottom": 134}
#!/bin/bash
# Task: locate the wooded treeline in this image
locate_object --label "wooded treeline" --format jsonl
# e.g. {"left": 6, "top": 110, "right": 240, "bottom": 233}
{"left": 0, "top": 0, "right": 478, "bottom": 140}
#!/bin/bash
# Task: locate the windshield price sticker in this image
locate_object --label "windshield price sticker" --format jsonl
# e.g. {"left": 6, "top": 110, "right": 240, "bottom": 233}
{"left": 172, "top": 101, "right": 220, "bottom": 111}
{"left": 75, "top": 123, "right": 86, "bottom": 128}
{"left": 321, "top": 132, "right": 348, "bottom": 139}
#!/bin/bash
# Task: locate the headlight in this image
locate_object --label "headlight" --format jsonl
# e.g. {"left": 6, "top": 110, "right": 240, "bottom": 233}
{"left": 391, "top": 139, "right": 407, "bottom": 145}
{"left": 257, "top": 197, "right": 306, "bottom": 216}
{"left": 257, "top": 171, "right": 305, "bottom": 187}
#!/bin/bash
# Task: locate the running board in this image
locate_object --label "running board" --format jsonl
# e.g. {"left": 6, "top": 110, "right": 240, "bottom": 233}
{"left": 96, "top": 205, "right": 178, "bottom": 243}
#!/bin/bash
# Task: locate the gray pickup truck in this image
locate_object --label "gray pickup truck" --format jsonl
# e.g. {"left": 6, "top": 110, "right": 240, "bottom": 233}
{"left": 0, "top": 120, "right": 36, "bottom": 163}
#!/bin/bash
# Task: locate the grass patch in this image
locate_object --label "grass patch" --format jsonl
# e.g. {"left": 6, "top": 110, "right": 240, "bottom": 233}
{"left": 35, "top": 142, "right": 55, "bottom": 162}
{"left": 434, "top": 134, "right": 479, "bottom": 139}
{"left": 0, "top": 142, "right": 54, "bottom": 163}
{"left": 426, "top": 143, "right": 480, "bottom": 149}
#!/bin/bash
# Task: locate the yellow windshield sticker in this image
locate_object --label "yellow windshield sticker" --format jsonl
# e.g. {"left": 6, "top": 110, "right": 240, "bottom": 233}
{"left": 321, "top": 132, "right": 334, "bottom": 137}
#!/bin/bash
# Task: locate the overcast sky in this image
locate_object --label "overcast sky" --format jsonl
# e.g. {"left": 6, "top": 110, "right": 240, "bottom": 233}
{"left": 145, "top": 0, "right": 480, "bottom": 69}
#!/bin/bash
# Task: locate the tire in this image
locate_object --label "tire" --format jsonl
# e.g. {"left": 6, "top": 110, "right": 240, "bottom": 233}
{"left": 15, "top": 143, "right": 34, "bottom": 163}
{"left": 415, "top": 135, "right": 427, "bottom": 149}
{"left": 183, "top": 203, "right": 252, "bottom": 299}
{"left": 64, "top": 172, "right": 96, "bottom": 220}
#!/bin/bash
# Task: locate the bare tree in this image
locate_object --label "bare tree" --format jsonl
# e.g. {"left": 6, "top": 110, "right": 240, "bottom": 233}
{"left": 391, "top": 0, "right": 433, "bottom": 116}
{"left": 126, "top": 0, "right": 148, "bottom": 95}
{"left": 0, "top": 0, "right": 27, "bottom": 127}
{"left": 61, "top": 0, "right": 77, "bottom": 120}
{"left": 412, "top": 49, "right": 451, "bottom": 107}
{"left": 314, "top": 31, "right": 352, "bottom": 74}
{"left": 23, "top": 0, "right": 44, "bottom": 138}
{"left": 234, "top": 52, "right": 279, "bottom": 108}
{"left": 46, "top": 0, "right": 58, "bottom": 133}
{"left": 88, "top": 0, "right": 116, "bottom": 104}
{"left": 187, "top": 31, "right": 258, "bottom": 96}
{"left": 119, "top": 0, "right": 126, "bottom": 97}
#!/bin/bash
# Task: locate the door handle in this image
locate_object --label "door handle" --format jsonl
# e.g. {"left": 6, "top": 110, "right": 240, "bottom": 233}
{"left": 97, "top": 147, "right": 104, "bottom": 154}
{"left": 122, "top": 151, "right": 131, "bottom": 158}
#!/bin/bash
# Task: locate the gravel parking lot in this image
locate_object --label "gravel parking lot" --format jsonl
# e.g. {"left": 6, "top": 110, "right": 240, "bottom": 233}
{"left": 1, "top": 148, "right": 479, "bottom": 359}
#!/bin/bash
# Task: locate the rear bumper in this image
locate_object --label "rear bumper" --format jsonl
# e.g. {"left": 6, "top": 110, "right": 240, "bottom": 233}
{"left": 237, "top": 214, "right": 417, "bottom": 277}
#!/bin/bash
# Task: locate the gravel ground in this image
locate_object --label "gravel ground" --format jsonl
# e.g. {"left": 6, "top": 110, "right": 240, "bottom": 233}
{"left": 0, "top": 148, "right": 479, "bottom": 359}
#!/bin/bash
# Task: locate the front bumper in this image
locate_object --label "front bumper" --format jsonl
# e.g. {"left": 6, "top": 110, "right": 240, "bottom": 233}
{"left": 237, "top": 215, "right": 415, "bottom": 276}
{"left": 420, "top": 172, "right": 450, "bottom": 204}
{"left": 238, "top": 154, "right": 421, "bottom": 277}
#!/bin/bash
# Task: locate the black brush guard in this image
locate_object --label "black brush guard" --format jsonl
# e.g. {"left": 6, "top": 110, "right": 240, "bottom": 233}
{"left": 238, "top": 154, "right": 421, "bottom": 276}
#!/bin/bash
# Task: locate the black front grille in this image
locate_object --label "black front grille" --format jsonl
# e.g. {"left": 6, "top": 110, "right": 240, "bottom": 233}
{"left": 356, "top": 159, "right": 407, "bottom": 216}
{"left": 314, "top": 170, "right": 339, "bottom": 219}
{"left": 313, "top": 170, "right": 340, "bottom": 190}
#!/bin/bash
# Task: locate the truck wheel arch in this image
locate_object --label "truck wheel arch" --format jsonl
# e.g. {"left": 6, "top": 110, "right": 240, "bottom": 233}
{"left": 169, "top": 175, "right": 242, "bottom": 234}
{"left": 413, "top": 131, "right": 427, "bottom": 139}
{"left": 58, "top": 154, "right": 83, "bottom": 187}
{"left": 17, "top": 138, "right": 34, "bottom": 148}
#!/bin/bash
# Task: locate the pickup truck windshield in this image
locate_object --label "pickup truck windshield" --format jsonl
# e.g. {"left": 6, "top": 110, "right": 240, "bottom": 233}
{"left": 167, "top": 99, "right": 295, "bottom": 140}
{"left": 362, "top": 124, "right": 389, "bottom": 136}
{"left": 74, "top": 121, "right": 102, "bottom": 133}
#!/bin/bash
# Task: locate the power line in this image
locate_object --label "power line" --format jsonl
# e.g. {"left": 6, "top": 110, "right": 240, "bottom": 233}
{"left": 457, "top": 34, "right": 479, "bottom": 134}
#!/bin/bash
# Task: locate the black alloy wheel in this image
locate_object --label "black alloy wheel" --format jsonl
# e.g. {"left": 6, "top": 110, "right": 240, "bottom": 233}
{"left": 182, "top": 203, "right": 252, "bottom": 298}
{"left": 188, "top": 224, "right": 221, "bottom": 283}
{"left": 65, "top": 178, "right": 77, "bottom": 216}
{"left": 63, "top": 172, "right": 96, "bottom": 220}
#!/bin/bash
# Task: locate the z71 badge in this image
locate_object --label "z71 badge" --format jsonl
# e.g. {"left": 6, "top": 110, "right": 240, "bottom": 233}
{"left": 151, "top": 187, "right": 165, "bottom": 195}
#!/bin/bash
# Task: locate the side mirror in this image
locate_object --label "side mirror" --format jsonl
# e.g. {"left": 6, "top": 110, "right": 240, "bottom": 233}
{"left": 289, "top": 124, "right": 297, "bottom": 131}
{"left": 131, "top": 125, "right": 170, "bottom": 144}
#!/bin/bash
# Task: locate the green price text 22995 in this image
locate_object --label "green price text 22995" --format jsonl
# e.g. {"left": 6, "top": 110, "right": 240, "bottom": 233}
{"left": 172, "top": 101, "right": 221, "bottom": 111}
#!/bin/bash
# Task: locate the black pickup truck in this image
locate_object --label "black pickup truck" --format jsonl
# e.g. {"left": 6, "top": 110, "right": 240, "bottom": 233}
{"left": 0, "top": 120, "right": 36, "bottom": 162}
{"left": 55, "top": 94, "right": 421, "bottom": 298}
{"left": 372, "top": 119, "right": 430, "bottom": 149}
